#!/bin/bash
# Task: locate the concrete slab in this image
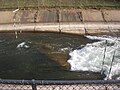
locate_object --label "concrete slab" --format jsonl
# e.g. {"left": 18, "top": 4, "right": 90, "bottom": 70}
{"left": 82, "top": 10, "right": 104, "bottom": 22}
{"left": 35, "top": 23, "right": 59, "bottom": 32}
{"left": 103, "top": 10, "right": 120, "bottom": 22}
{"left": 0, "top": 24, "right": 35, "bottom": 31}
{"left": 0, "top": 11, "right": 15, "bottom": 24}
{"left": 0, "top": 22, "right": 120, "bottom": 35}
{"left": 61, "top": 10, "right": 82, "bottom": 22}
{"left": 60, "top": 23, "right": 85, "bottom": 34}
{"left": 86, "top": 29, "right": 119, "bottom": 36}
{"left": 84, "top": 22, "right": 120, "bottom": 30}
{"left": 16, "top": 10, "right": 37, "bottom": 23}
{"left": 36, "top": 9, "right": 58, "bottom": 23}
{"left": 61, "top": 29, "right": 85, "bottom": 35}
{"left": 86, "top": 29, "right": 109, "bottom": 35}
{"left": 0, "top": 9, "right": 120, "bottom": 24}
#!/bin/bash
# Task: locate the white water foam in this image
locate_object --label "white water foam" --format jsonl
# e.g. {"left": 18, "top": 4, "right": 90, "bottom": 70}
{"left": 60, "top": 47, "right": 72, "bottom": 52}
{"left": 68, "top": 36, "right": 120, "bottom": 80}
{"left": 17, "top": 42, "right": 30, "bottom": 49}
{"left": 13, "top": 9, "right": 19, "bottom": 13}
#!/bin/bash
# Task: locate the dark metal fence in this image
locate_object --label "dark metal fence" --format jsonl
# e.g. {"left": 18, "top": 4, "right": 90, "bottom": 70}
{"left": 0, "top": 79, "right": 120, "bottom": 90}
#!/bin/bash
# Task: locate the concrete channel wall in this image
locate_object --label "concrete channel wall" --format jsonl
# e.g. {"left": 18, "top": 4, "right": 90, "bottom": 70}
{"left": 0, "top": 22, "right": 120, "bottom": 35}
{"left": 0, "top": 9, "right": 120, "bottom": 35}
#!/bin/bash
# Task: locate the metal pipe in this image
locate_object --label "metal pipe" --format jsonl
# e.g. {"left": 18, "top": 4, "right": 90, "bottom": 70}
{"left": 0, "top": 79, "right": 120, "bottom": 85}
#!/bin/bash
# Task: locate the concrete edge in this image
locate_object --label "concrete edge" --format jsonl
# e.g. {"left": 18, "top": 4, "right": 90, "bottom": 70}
{"left": 0, "top": 22, "right": 120, "bottom": 35}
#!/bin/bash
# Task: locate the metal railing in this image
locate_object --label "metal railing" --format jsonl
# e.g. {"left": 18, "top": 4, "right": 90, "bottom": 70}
{"left": 0, "top": 79, "right": 120, "bottom": 90}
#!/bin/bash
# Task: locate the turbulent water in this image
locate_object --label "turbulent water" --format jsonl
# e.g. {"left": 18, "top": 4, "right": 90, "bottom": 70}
{"left": 68, "top": 35, "right": 120, "bottom": 80}
{"left": 0, "top": 33, "right": 103, "bottom": 80}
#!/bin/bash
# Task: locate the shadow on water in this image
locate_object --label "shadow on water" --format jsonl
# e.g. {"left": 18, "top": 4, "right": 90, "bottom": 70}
{"left": 0, "top": 49, "right": 63, "bottom": 79}
{"left": 0, "top": 32, "right": 102, "bottom": 80}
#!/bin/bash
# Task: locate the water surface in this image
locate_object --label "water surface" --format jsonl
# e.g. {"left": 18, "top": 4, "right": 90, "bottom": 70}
{"left": 0, "top": 32, "right": 102, "bottom": 80}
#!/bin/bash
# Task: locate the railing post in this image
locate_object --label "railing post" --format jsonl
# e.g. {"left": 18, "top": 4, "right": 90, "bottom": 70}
{"left": 32, "top": 79, "right": 37, "bottom": 90}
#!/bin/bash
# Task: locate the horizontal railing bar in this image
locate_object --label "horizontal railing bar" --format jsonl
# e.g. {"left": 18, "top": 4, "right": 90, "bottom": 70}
{"left": 0, "top": 79, "right": 120, "bottom": 85}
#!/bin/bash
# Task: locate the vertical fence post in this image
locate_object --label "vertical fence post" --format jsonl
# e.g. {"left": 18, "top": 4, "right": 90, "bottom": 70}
{"left": 32, "top": 79, "right": 37, "bottom": 90}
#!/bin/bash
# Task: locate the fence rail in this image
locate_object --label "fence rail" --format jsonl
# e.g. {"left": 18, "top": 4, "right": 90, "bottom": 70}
{"left": 0, "top": 79, "right": 120, "bottom": 90}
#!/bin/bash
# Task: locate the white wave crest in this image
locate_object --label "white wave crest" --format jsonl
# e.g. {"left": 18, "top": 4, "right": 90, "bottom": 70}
{"left": 17, "top": 42, "right": 30, "bottom": 49}
{"left": 68, "top": 36, "right": 120, "bottom": 80}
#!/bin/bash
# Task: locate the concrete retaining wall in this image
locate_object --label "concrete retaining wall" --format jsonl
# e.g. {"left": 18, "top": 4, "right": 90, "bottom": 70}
{"left": 0, "top": 22, "right": 119, "bottom": 35}
{"left": 0, "top": 11, "right": 15, "bottom": 24}
{"left": 0, "top": 9, "right": 120, "bottom": 35}
{"left": 1, "top": 9, "right": 120, "bottom": 24}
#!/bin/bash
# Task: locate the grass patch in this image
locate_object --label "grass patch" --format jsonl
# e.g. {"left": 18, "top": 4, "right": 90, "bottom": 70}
{"left": 0, "top": 0, "right": 120, "bottom": 9}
